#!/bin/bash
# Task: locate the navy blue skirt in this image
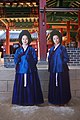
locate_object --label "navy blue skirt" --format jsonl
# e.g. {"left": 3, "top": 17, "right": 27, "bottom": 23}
{"left": 48, "top": 69, "right": 71, "bottom": 105}
{"left": 12, "top": 71, "right": 44, "bottom": 106}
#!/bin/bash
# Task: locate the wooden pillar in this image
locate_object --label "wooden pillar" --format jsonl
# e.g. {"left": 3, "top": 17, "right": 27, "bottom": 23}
{"left": 67, "top": 21, "right": 70, "bottom": 44}
{"left": 60, "top": 28, "right": 63, "bottom": 35}
{"left": 60, "top": 28, "right": 64, "bottom": 45}
{"left": 6, "top": 25, "right": 10, "bottom": 54}
{"left": 78, "top": 10, "right": 80, "bottom": 48}
{"left": 39, "top": 0, "right": 46, "bottom": 61}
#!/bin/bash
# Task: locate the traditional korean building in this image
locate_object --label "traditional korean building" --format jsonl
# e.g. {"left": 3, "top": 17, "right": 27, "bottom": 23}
{"left": 0, "top": 0, "right": 80, "bottom": 61}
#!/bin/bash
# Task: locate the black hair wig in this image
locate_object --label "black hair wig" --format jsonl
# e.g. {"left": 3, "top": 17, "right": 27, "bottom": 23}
{"left": 19, "top": 30, "right": 32, "bottom": 45}
{"left": 50, "top": 29, "right": 62, "bottom": 43}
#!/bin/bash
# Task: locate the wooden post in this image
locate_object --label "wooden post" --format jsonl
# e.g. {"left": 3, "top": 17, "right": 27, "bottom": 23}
{"left": 77, "top": 10, "right": 80, "bottom": 48}
{"left": 60, "top": 28, "right": 63, "bottom": 35}
{"left": 39, "top": 0, "right": 46, "bottom": 61}
{"left": 6, "top": 25, "right": 10, "bottom": 54}
{"left": 67, "top": 21, "right": 70, "bottom": 44}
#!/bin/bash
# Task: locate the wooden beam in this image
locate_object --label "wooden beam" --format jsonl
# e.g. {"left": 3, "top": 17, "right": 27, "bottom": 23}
{"left": 40, "top": 7, "right": 80, "bottom": 12}
{"left": 52, "top": 25, "right": 72, "bottom": 29}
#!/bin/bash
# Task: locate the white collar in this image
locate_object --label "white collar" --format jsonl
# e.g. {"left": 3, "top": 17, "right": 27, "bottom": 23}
{"left": 54, "top": 43, "right": 60, "bottom": 50}
{"left": 22, "top": 45, "right": 28, "bottom": 51}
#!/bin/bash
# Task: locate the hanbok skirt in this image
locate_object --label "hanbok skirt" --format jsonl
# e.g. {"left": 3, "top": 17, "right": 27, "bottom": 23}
{"left": 12, "top": 71, "right": 44, "bottom": 106}
{"left": 48, "top": 68, "right": 71, "bottom": 105}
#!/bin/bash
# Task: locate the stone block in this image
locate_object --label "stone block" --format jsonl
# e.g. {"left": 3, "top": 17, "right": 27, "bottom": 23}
{"left": 70, "top": 80, "right": 80, "bottom": 91}
{"left": 41, "top": 80, "right": 49, "bottom": 92}
{"left": 71, "top": 90, "right": 76, "bottom": 97}
{"left": 0, "top": 69, "right": 15, "bottom": 80}
{"left": 0, "top": 92, "right": 12, "bottom": 103}
{"left": 0, "top": 81, "right": 7, "bottom": 92}
{"left": 7, "top": 81, "right": 14, "bottom": 92}
{"left": 38, "top": 70, "right": 49, "bottom": 81}
{"left": 76, "top": 90, "right": 80, "bottom": 97}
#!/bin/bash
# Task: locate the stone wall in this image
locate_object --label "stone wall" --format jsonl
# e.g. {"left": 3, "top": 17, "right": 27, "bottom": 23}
{"left": 67, "top": 48, "right": 80, "bottom": 66}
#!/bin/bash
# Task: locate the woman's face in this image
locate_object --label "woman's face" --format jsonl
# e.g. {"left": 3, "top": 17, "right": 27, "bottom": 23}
{"left": 53, "top": 35, "right": 60, "bottom": 45}
{"left": 21, "top": 35, "right": 28, "bottom": 45}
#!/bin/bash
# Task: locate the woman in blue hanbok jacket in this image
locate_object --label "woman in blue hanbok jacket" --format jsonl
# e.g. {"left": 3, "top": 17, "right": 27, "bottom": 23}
{"left": 48, "top": 29, "right": 71, "bottom": 105}
{"left": 12, "top": 30, "right": 44, "bottom": 106}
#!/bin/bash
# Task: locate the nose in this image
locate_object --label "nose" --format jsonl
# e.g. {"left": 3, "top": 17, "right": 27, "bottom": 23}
{"left": 24, "top": 39, "right": 27, "bottom": 42}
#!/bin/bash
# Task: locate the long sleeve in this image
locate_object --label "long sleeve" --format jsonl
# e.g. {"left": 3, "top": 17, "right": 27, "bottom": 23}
{"left": 14, "top": 47, "right": 25, "bottom": 65}
{"left": 31, "top": 48, "right": 38, "bottom": 65}
{"left": 14, "top": 49, "right": 21, "bottom": 65}
{"left": 62, "top": 47, "right": 69, "bottom": 64}
{"left": 26, "top": 47, "right": 38, "bottom": 65}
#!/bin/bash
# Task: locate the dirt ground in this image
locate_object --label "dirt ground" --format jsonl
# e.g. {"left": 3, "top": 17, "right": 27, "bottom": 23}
{"left": 0, "top": 97, "right": 80, "bottom": 120}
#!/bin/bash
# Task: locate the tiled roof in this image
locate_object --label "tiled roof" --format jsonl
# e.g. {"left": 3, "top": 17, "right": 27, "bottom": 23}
{"left": 0, "top": 31, "right": 20, "bottom": 40}
{"left": 0, "top": 31, "right": 38, "bottom": 40}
